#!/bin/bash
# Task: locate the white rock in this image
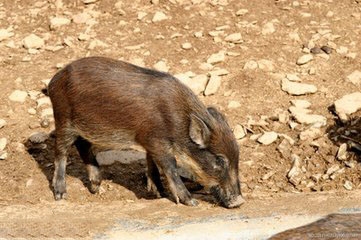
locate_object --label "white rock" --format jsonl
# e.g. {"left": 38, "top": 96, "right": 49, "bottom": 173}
{"left": 29, "top": 132, "right": 49, "bottom": 144}
{"left": 181, "top": 42, "right": 192, "bottom": 50}
{"left": 0, "top": 28, "right": 14, "bottom": 41}
{"left": 73, "top": 12, "right": 92, "bottom": 24}
{"left": 334, "top": 92, "right": 361, "bottom": 122}
{"left": 290, "top": 99, "right": 311, "bottom": 109}
{"left": 152, "top": 11, "right": 168, "bottom": 22}
{"left": 0, "top": 138, "right": 7, "bottom": 151}
{"left": 23, "top": 34, "right": 45, "bottom": 49}
{"left": 336, "top": 46, "right": 348, "bottom": 54}
{"left": 78, "top": 33, "right": 90, "bottom": 41}
{"left": 296, "top": 54, "right": 313, "bottom": 65}
{"left": 153, "top": 60, "right": 169, "bottom": 72}
{"left": 262, "top": 22, "right": 275, "bottom": 35}
{"left": 257, "top": 131, "right": 278, "bottom": 145}
{"left": 346, "top": 70, "right": 361, "bottom": 86}
{"left": 41, "top": 108, "right": 54, "bottom": 118}
{"left": 137, "top": 11, "right": 147, "bottom": 20}
{"left": 204, "top": 75, "right": 221, "bottom": 96}
{"left": 88, "top": 39, "right": 108, "bottom": 50}
{"left": 209, "top": 68, "right": 229, "bottom": 76}
{"left": 207, "top": 52, "right": 225, "bottom": 65}
{"left": 289, "top": 106, "right": 327, "bottom": 127}
{"left": 344, "top": 180, "right": 353, "bottom": 190}
{"left": 0, "top": 151, "right": 7, "bottom": 160}
{"left": 299, "top": 127, "right": 321, "bottom": 141}
{"left": 257, "top": 59, "right": 274, "bottom": 72}
{"left": 281, "top": 79, "right": 317, "bottom": 95}
{"left": 236, "top": 9, "right": 248, "bottom": 16}
{"left": 50, "top": 17, "right": 71, "bottom": 30}
{"left": 224, "top": 33, "right": 242, "bottom": 43}
{"left": 9, "top": 90, "right": 28, "bottom": 103}
{"left": 199, "top": 63, "right": 214, "bottom": 71}
{"left": 233, "top": 124, "right": 246, "bottom": 139}
{"left": 243, "top": 60, "right": 258, "bottom": 70}
{"left": 228, "top": 101, "right": 241, "bottom": 109}
{"left": 177, "top": 74, "right": 208, "bottom": 95}
{"left": 289, "top": 32, "right": 301, "bottom": 42}
{"left": 37, "top": 97, "right": 52, "bottom": 108}
{"left": 286, "top": 73, "right": 301, "bottom": 81}
{"left": 288, "top": 154, "right": 302, "bottom": 185}
{"left": 337, "top": 143, "right": 348, "bottom": 161}
{"left": 0, "top": 119, "right": 6, "bottom": 129}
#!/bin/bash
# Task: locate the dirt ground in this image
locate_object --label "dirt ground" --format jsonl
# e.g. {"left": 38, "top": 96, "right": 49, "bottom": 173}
{"left": 0, "top": 0, "right": 361, "bottom": 238}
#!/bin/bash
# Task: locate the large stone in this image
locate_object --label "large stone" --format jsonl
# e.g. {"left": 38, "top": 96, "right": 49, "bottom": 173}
{"left": 233, "top": 124, "right": 246, "bottom": 139}
{"left": 23, "top": 34, "right": 45, "bottom": 49}
{"left": 334, "top": 92, "right": 361, "bottom": 122}
{"left": 257, "top": 131, "right": 278, "bottom": 145}
{"left": 289, "top": 106, "right": 327, "bottom": 127}
{"left": 281, "top": 79, "right": 317, "bottom": 95}
{"left": 204, "top": 75, "right": 221, "bottom": 96}
{"left": 290, "top": 99, "right": 311, "bottom": 109}
{"left": 296, "top": 54, "right": 313, "bottom": 65}
{"left": 299, "top": 127, "right": 321, "bottom": 141}
{"left": 346, "top": 70, "right": 361, "bottom": 86}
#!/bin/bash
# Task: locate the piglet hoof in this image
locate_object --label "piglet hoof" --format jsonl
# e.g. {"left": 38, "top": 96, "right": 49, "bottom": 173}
{"left": 89, "top": 181, "right": 101, "bottom": 194}
{"left": 183, "top": 198, "right": 199, "bottom": 207}
{"left": 53, "top": 179, "right": 67, "bottom": 200}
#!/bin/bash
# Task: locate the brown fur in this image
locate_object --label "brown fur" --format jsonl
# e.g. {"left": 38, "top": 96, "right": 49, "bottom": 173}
{"left": 48, "top": 56, "right": 243, "bottom": 208}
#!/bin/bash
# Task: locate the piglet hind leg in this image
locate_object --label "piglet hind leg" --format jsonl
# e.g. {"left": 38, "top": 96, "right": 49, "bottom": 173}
{"left": 146, "top": 153, "right": 164, "bottom": 198}
{"left": 52, "top": 130, "right": 76, "bottom": 200}
{"left": 146, "top": 140, "right": 199, "bottom": 207}
{"left": 74, "top": 137, "right": 101, "bottom": 194}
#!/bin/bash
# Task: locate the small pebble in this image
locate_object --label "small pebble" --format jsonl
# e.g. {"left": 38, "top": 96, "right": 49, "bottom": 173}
{"left": 0, "top": 138, "right": 7, "bottom": 151}
{"left": 344, "top": 180, "right": 353, "bottom": 190}
{"left": 181, "top": 42, "right": 192, "bottom": 50}
{"left": 257, "top": 131, "right": 278, "bottom": 145}
{"left": 310, "top": 47, "right": 322, "bottom": 54}
{"left": 296, "top": 54, "right": 313, "bottom": 65}
{"left": 0, "top": 119, "right": 6, "bottom": 129}
{"left": 321, "top": 46, "right": 332, "bottom": 54}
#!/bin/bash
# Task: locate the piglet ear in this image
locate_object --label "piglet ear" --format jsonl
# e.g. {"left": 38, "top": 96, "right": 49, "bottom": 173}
{"left": 189, "top": 114, "right": 210, "bottom": 148}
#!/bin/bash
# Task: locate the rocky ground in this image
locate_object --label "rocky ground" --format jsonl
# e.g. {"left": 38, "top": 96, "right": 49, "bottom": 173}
{"left": 0, "top": 0, "right": 361, "bottom": 238}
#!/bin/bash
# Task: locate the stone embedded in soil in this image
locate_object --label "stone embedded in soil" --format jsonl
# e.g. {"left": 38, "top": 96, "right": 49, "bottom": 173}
{"left": 233, "top": 124, "right": 246, "bottom": 139}
{"left": 257, "top": 131, "right": 278, "bottom": 145}
{"left": 337, "top": 143, "right": 348, "bottom": 161}
{"left": 281, "top": 79, "right": 317, "bottom": 95}
{"left": 29, "top": 132, "right": 49, "bottom": 144}
{"left": 137, "top": 11, "right": 147, "bottom": 21}
{"left": 321, "top": 46, "right": 332, "bottom": 54}
{"left": 0, "top": 119, "right": 6, "bottom": 129}
{"left": 88, "top": 39, "right": 109, "bottom": 50}
{"left": 209, "top": 68, "right": 229, "bottom": 76}
{"left": 0, "top": 138, "right": 7, "bottom": 151}
{"left": 50, "top": 17, "right": 71, "bottom": 30}
{"left": 299, "top": 127, "right": 321, "bottom": 141}
{"left": 9, "top": 90, "right": 28, "bottom": 103}
{"left": 73, "top": 12, "right": 92, "bottom": 24}
{"left": 23, "top": 34, "right": 45, "bottom": 49}
{"left": 0, "top": 28, "right": 14, "bottom": 41}
{"left": 262, "top": 21, "right": 276, "bottom": 35}
{"left": 236, "top": 9, "right": 248, "bottom": 16}
{"left": 286, "top": 73, "right": 301, "bottom": 82}
{"left": 289, "top": 106, "right": 327, "bottom": 127}
{"left": 181, "top": 42, "right": 192, "bottom": 50}
{"left": 228, "top": 100, "right": 241, "bottom": 109}
{"left": 257, "top": 59, "right": 274, "bottom": 72}
{"left": 37, "top": 97, "right": 52, "bottom": 108}
{"left": 243, "top": 60, "right": 258, "bottom": 70}
{"left": 177, "top": 74, "right": 208, "bottom": 95}
{"left": 207, "top": 51, "right": 225, "bottom": 64}
{"left": 288, "top": 154, "right": 302, "bottom": 186}
{"left": 334, "top": 92, "right": 361, "bottom": 122}
{"left": 224, "top": 33, "right": 242, "bottom": 43}
{"left": 344, "top": 180, "right": 353, "bottom": 190}
{"left": 290, "top": 99, "right": 311, "bottom": 109}
{"left": 41, "top": 108, "right": 54, "bottom": 118}
{"left": 296, "top": 54, "right": 313, "bottom": 65}
{"left": 153, "top": 60, "right": 169, "bottom": 72}
{"left": 277, "top": 138, "right": 292, "bottom": 159}
{"left": 0, "top": 151, "right": 7, "bottom": 160}
{"left": 204, "top": 74, "right": 221, "bottom": 96}
{"left": 346, "top": 70, "right": 361, "bottom": 86}
{"left": 152, "top": 11, "right": 168, "bottom": 22}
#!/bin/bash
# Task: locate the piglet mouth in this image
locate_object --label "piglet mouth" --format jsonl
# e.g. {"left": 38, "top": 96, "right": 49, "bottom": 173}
{"left": 210, "top": 186, "right": 245, "bottom": 208}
